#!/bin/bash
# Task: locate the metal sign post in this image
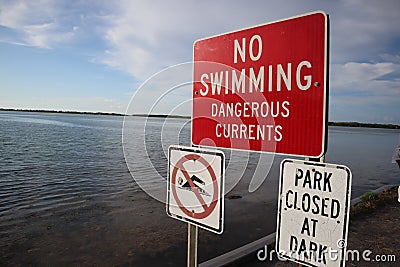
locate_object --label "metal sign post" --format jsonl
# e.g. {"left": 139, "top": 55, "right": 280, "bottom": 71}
{"left": 187, "top": 223, "right": 198, "bottom": 267}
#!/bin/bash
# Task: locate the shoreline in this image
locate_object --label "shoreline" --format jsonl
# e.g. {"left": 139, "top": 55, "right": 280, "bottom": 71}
{"left": 201, "top": 185, "right": 400, "bottom": 266}
{"left": 1, "top": 108, "right": 400, "bottom": 129}
{"left": 0, "top": 108, "right": 190, "bottom": 119}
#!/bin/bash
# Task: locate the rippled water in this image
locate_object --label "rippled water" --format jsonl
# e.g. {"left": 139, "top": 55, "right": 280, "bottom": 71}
{"left": 0, "top": 111, "right": 399, "bottom": 265}
{"left": 1, "top": 112, "right": 130, "bottom": 218}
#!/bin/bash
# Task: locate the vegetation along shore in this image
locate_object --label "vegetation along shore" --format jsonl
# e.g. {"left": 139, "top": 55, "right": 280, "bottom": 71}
{"left": 1, "top": 108, "right": 399, "bottom": 129}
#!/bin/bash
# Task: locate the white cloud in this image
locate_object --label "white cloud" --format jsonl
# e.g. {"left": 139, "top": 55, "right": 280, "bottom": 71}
{"left": 21, "top": 22, "right": 77, "bottom": 48}
{"left": 331, "top": 62, "right": 400, "bottom": 89}
{"left": 97, "top": 1, "right": 203, "bottom": 80}
{"left": 95, "top": 1, "right": 318, "bottom": 81}
{"left": 329, "top": 61, "right": 400, "bottom": 123}
{"left": 3, "top": 0, "right": 399, "bottom": 78}
{"left": 92, "top": 0, "right": 400, "bottom": 81}
{"left": 0, "top": 0, "right": 90, "bottom": 48}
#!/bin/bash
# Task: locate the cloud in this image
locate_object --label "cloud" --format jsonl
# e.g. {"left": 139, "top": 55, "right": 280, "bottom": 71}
{"left": 329, "top": 0, "right": 400, "bottom": 62}
{"left": 331, "top": 62, "right": 400, "bottom": 90}
{"left": 0, "top": 0, "right": 102, "bottom": 48}
{"left": 329, "top": 61, "right": 400, "bottom": 123}
{"left": 94, "top": 1, "right": 320, "bottom": 81}
{"left": 3, "top": 0, "right": 399, "bottom": 79}
{"left": 93, "top": 0, "right": 400, "bottom": 81}
{"left": 96, "top": 1, "right": 207, "bottom": 80}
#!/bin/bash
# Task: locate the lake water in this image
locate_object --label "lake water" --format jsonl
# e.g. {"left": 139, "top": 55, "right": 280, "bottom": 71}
{"left": 1, "top": 111, "right": 399, "bottom": 265}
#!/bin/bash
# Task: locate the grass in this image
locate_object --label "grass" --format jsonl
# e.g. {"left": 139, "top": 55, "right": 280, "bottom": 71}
{"left": 351, "top": 186, "right": 398, "bottom": 217}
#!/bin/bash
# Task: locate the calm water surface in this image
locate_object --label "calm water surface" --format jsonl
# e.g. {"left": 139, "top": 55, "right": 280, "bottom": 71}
{"left": 0, "top": 111, "right": 399, "bottom": 265}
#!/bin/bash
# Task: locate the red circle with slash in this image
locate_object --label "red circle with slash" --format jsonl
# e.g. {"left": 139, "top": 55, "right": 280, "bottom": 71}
{"left": 171, "top": 154, "right": 219, "bottom": 219}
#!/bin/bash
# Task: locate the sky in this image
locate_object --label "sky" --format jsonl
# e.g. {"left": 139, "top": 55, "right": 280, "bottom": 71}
{"left": 0, "top": 0, "right": 399, "bottom": 124}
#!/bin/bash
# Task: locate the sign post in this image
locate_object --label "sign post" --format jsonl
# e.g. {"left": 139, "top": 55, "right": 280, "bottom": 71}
{"left": 276, "top": 159, "right": 352, "bottom": 267}
{"left": 192, "top": 11, "right": 329, "bottom": 157}
{"left": 167, "top": 11, "right": 335, "bottom": 266}
{"left": 187, "top": 224, "right": 198, "bottom": 267}
{"left": 167, "top": 145, "right": 225, "bottom": 266}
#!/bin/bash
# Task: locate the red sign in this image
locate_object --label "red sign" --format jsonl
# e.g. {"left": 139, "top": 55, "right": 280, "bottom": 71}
{"left": 192, "top": 11, "right": 328, "bottom": 157}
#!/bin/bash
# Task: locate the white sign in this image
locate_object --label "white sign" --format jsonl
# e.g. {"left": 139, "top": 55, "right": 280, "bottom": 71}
{"left": 276, "top": 159, "right": 352, "bottom": 267}
{"left": 166, "top": 145, "right": 225, "bottom": 234}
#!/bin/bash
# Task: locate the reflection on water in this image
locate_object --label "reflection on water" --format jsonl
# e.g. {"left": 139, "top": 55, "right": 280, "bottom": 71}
{"left": 326, "top": 126, "right": 400, "bottom": 194}
{"left": 0, "top": 112, "right": 133, "bottom": 235}
{"left": 0, "top": 111, "right": 399, "bottom": 265}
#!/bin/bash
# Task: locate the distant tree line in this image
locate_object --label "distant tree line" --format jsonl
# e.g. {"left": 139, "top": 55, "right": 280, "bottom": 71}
{"left": 0, "top": 108, "right": 124, "bottom": 116}
{"left": 0, "top": 108, "right": 190, "bottom": 119}
{"left": 1, "top": 108, "right": 399, "bottom": 129}
{"left": 328, "top": 121, "right": 400, "bottom": 129}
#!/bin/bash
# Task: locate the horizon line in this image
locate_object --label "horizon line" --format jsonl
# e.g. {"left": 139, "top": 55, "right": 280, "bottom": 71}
{"left": 0, "top": 108, "right": 399, "bottom": 129}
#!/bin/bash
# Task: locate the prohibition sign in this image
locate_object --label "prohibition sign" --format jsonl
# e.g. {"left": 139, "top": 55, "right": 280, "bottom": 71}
{"left": 167, "top": 145, "right": 224, "bottom": 234}
{"left": 171, "top": 154, "right": 218, "bottom": 219}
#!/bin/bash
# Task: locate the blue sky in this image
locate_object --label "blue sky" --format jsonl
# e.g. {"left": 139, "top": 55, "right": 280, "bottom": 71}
{"left": 0, "top": 0, "right": 399, "bottom": 124}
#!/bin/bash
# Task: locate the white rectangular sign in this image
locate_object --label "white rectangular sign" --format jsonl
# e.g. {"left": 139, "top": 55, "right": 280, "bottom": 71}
{"left": 276, "top": 159, "right": 352, "bottom": 267}
{"left": 166, "top": 145, "right": 225, "bottom": 234}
